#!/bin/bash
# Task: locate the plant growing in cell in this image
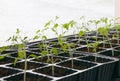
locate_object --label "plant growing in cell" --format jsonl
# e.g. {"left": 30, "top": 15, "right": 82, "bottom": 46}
{"left": 114, "top": 24, "right": 120, "bottom": 44}
{"left": 0, "top": 46, "right": 9, "bottom": 60}
{"left": 49, "top": 47, "right": 58, "bottom": 76}
{"left": 98, "top": 27, "right": 114, "bottom": 56}
{"left": 81, "top": 19, "right": 92, "bottom": 52}
{"left": 88, "top": 19, "right": 101, "bottom": 41}
{"left": 88, "top": 42, "right": 100, "bottom": 62}
{"left": 62, "top": 21, "right": 77, "bottom": 68}
{"left": 7, "top": 29, "right": 38, "bottom": 81}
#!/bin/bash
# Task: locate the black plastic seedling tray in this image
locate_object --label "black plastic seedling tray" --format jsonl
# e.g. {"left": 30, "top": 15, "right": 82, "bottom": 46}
{"left": 0, "top": 29, "right": 120, "bottom": 81}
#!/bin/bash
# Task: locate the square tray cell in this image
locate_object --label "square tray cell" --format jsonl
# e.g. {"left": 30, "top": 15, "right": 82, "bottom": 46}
{"left": 110, "top": 39, "right": 120, "bottom": 44}
{"left": 1, "top": 50, "right": 15, "bottom": 55}
{"left": 28, "top": 42, "right": 49, "bottom": 49}
{"left": 31, "top": 56, "right": 67, "bottom": 64}
{"left": 28, "top": 48, "right": 43, "bottom": 54}
{"left": 78, "top": 56, "right": 113, "bottom": 63}
{"left": 99, "top": 50, "right": 120, "bottom": 58}
{"left": 4, "top": 72, "right": 52, "bottom": 81}
{"left": 33, "top": 66, "right": 76, "bottom": 77}
{"left": 82, "top": 36, "right": 104, "bottom": 41}
{"left": 58, "top": 52, "right": 85, "bottom": 58}
{"left": 67, "top": 39, "right": 93, "bottom": 45}
{"left": 57, "top": 59, "right": 97, "bottom": 70}
{"left": 98, "top": 43, "right": 118, "bottom": 49}
{"left": 115, "top": 46, "right": 120, "bottom": 51}
{"left": 10, "top": 51, "right": 40, "bottom": 58}
{"left": 0, "top": 67, "right": 21, "bottom": 78}
{"left": 76, "top": 47, "right": 105, "bottom": 53}
{"left": 0, "top": 57, "right": 16, "bottom": 65}
{"left": 50, "top": 43, "right": 80, "bottom": 49}
{"left": 7, "top": 61, "right": 46, "bottom": 70}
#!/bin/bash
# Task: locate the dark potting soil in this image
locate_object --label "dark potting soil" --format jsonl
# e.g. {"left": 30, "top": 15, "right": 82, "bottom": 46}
{"left": 110, "top": 39, "right": 120, "bottom": 44}
{"left": 67, "top": 39, "right": 92, "bottom": 45}
{"left": 32, "top": 56, "right": 67, "bottom": 64}
{"left": 115, "top": 47, "right": 120, "bottom": 51}
{"left": 98, "top": 43, "right": 118, "bottom": 48}
{"left": 1, "top": 50, "right": 15, "bottom": 54}
{"left": 57, "top": 59, "right": 96, "bottom": 70}
{"left": 97, "top": 34, "right": 112, "bottom": 38}
{"left": 4, "top": 72, "right": 52, "bottom": 81}
{"left": 0, "top": 67, "right": 20, "bottom": 78}
{"left": 0, "top": 57, "right": 15, "bottom": 65}
{"left": 7, "top": 61, "right": 46, "bottom": 70}
{"left": 28, "top": 42, "right": 49, "bottom": 49}
{"left": 10, "top": 52, "right": 40, "bottom": 58}
{"left": 83, "top": 37, "right": 104, "bottom": 41}
{"left": 79, "top": 56, "right": 113, "bottom": 63}
{"left": 99, "top": 50, "right": 120, "bottom": 59}
{"left": 58, "top": 52, "right": 85, "bottom": 58}
{"left": 50, "top": 43, "right": 80, "bottom": 49}
{"left": 34, "top": 66, "right": 76, "bottom": 77}
{"left": 76, "top": 47, "right": 104, "bottom": 53}
{"left": 28, "top": 49, "right": 42, "bottom": 53}
{"left": 64, "top": 36, "right": 79, "bottom": 41}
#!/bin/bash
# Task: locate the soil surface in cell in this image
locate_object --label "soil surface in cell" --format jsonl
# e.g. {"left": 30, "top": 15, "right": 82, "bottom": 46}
{"left": 5, "top": 73, "right": 52, "bottom": 81}
{"left": 110, "top": 39, "right": 120, "bottom": 44}
{"left": 76, "top": 47, "right": 104, "bottom": 53}
{"left": 51, "top": 43, "right": 80, "bottom": 49}
{"left": 1, "top": 50, "right": 15, "bottom": 54}
{"left": 115, "top": 47, "right": 120, "bottom": 51}
{"left": 99, "top": 50, "right": 120, "bottom": 59}
{"left": 34, "top": 66, "right": 76, "bottom": 77}
{"left": 0, "top": 67, "right": 20, "bottom": 78}
{"left": 0, "top": 57, "right": 15, "bottom": 64}
{"left": 32, "top": 56, "right": 67, "bottom": 64}
{"left": 68, "top": 40, "right": 91, "bottom": 45}
{"left": 57, "top": 59, "right": 96, "bottom": 70}
{"left": 98, "top": 43, "right": 118, "bottom": 48}
{"left": 10, "top": 52, "right": 40, "bottom": 58}
{"left": 58, "top": 52, "right": 84, "bottom": 58}
{"left": 7, "top": 61, "right": 46, "bottom": 70}
{"left": 79, "top": 56, "right": 113, "bottom": 63}
{"left": 84, "top": 37, "right": 104, "bottom": 41}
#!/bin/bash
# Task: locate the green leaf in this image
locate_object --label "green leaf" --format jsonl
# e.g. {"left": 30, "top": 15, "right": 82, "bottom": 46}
{"left": 50, "top": 48, "right": 58, "bottom": 55}
{"left": 41, "top": 50, "right": 48, "bottom": 56}
{"left": 6, "top": 37, "right": 11, "bottom": 41}
{"left": 16, "top": 28, "right": 20, "bottom": 34}
{"left": 18, "top": 51, "right": 25, "bottom": 59}
{"left": 78, "top": 30, "right": 85, "bottom": 37}
{"left": 63, "top": 23, "right": 69, "bottom": 30}
{"left": 24, "top": 36, "right": 28, "bottom": 40}
{"left": 38, "top": 43, "right": 43, "bottom": 51}
{"left": 28, "top": 54, "right": 38, "bottom": 59}
{"left": 55, "top": 16, "right": 59, "bottom": 20}
{"left": 96, "top": 20, "right": 100, "bottom": 25}
{"left": 0, "top": 47, "right": 6, "bottom": 54}
{"left": 36, "top": 30, "right": 41, "bottom": 34}
{"left": 69, "top": 20, "right": 76, "bottom": 27}
{"left": 54, "top": 23, "right": 58, "bottom": 28}
{"left": 44, "top": 20, "right": 52, "bottom": 27}
{"left": 42, "top": 36, "right": 47, "bottom": 40}
{"left": 0, "top": 56, "right": 5, "bottom": 60}
{"left": 61, "top": 44, "right": 67, "bottom": 52}
{"left": 33, "top": 35, "right": 39, "bottom": 40}
{"left": 14, "top": 57, "right": 19, "bottom": 66}
{"left": 46, "top": 59, "right": 51, "bottom": 63}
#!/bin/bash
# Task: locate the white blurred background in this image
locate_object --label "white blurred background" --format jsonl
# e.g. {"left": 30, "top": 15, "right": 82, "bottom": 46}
{"left": 0, "top": 0, "right": 114, "bottom": 46}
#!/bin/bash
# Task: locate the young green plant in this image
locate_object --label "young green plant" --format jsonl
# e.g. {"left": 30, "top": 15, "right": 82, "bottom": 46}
{"left": 7, "top": 29, "right": 38, "bottom": 81}
{"left": 88, "top": 42, "right": 100, "bottom": 62}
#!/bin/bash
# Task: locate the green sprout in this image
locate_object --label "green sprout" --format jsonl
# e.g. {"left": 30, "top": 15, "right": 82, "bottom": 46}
{"left": 7, "top": 28, "right": 38, "bottom": 81}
